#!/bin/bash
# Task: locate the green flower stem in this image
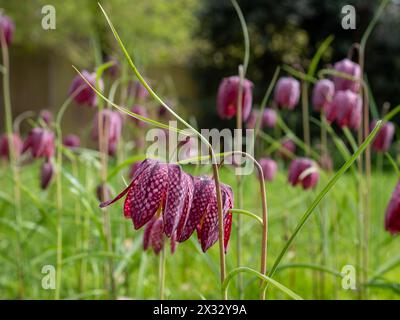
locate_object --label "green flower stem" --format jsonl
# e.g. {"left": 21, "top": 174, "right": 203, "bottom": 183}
{"left": 159, "top": 246, "right": 166, "bottom": 299}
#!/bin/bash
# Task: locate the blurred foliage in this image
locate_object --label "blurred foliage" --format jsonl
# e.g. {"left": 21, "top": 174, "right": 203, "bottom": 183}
{"left": 0, "top": 0, "right": 200, "bottom": 66}
{"left": 194, "top": 0, "right": 400, "bottom": 129}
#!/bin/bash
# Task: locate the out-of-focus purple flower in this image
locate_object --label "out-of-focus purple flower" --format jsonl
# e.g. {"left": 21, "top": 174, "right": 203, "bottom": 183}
{"left": 318, "top": 153, "right": 333, "bottom": 172}
{"left": 40, "top": 160, "right": 54, "bottom": 190}
{"left": 371, "top": 120, "right": 395, "bottom": 153}
{"left": 96, "top": 183, "right": 112, "bottom": 202}
{"left": 274, "top": 77, "right": 300, "bottom": 110}
{"left": 128, "top": 81, "right": 149, "bottom": 101}
{"left": 385, "top": 182, "right": 400, "bottom": 235}
{"left": 69, "top": 70, "right": 103, "bottom": 107}
{"left": 258, "top": 158, "right": 278, "bottom": 182}
{"left": 92, "top": 110, "right": 122, "bottom": 156}
{"left": 217, "top": 76, "right": 253, "bottom": 121}
{"left": 0, "top": 133, "right": 23, "bottom": 160}
{"left": 312, "top": 79, "right": 335, "bottom": 112}
{"left": 246, "top": 110, "right": 258, "bottom": 129}
{"left": 288, "top": 157, "right": 319, "bottom": 190}
{"left": 104, "top": 56, "right": 119, "bottom": 77}
{"left": 333, "top": 58, "right": 361, "bottom": 92}
{"left": 262, "top": 108, "right": 277, "bottom": 128}
{"left": 63, "top": 134, "right": 80, "bottom": 149}
{"left": 326, "top": 90, "right": 362, "bottom": 130}
{"left": 0, "top": 13, "right": 15, "bottom": 46}
{"left": 131, "top": 105, "right": 149, "bottom": 127}
{"left": 23, "top": 128, "right": 55, "bottom": 159}
{"left": 277, "top": 139, "right": 296, "bottom": 159}
{"left": 39, "top": 109, "right": 53, "bottom": 125}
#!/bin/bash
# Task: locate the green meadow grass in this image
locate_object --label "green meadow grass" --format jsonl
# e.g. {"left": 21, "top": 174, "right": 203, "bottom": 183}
{"left": 1, "top": 158, "right": 398, "bottom": 300}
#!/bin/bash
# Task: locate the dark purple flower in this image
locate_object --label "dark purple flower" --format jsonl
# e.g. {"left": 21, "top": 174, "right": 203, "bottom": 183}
{"left": 288, "top": 157, "right": 319, "bottom": 190}
{"left": 63, "top": 134, "right": 80, "bottom": 149}
{"left": 40, "top": 160, "right": 54, "bottom": 190}
{"left": 0, "top": 133, "right": 23, "bottom": 160}
{"left": 385, "top": 182, "right": 400, "bottom": 235}
{"left": 131, "top": 105, "right": 149, "bottom": 127}
{"left": 39, "top": 109, "right": 53, "bottom": 125}
{"left": 217, "top": 76, "right": 253, "bottom": 121}
{"left": 0, "top": 13, "right": 15, "bottom": 46}
{"left": 312, "top": 79, "right": 335, "bottom": 112}
{"left": 96, "top": 183, "right": 112, "bottom": 202}
{"left": 69, "top": 70, "right": 103, "bottom": 107}
{"left": 92, "top": 110, "right": 122, "bottom": 156}
{"left": 333, "top": 58, "right": 361, "bottom": 93}
{"left": 277, "top": 139, "right": 296, "bottom": 159}
{"left": 371, "top": 120, "right": 395, "bottom": 153}
{"left": 143, "top": 216, "right": 165, "bottom": 254}
{"left": 23, "top": 128, "right": 55, "bottom": 160}
{"left": 258, "top": 158, "right": 278, "bottom": 182}
{"left": 129, "top": 161, "right": 141, "bottom": 179}
{"left": 326, "top": 90, "right": 362, "bottom": 130}
{"left": 274, "top": 77, "right": 300, "bottom": 110}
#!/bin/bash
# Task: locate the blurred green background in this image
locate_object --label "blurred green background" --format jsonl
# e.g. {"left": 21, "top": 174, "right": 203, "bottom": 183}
{"left": 0, "top": 0, "right": 399, "bottom": 132}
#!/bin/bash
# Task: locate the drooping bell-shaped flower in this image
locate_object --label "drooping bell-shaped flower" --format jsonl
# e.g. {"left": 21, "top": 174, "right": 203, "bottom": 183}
{"left": 0, "top": 13, "right": 15, "bottom": 46}
{"left": 217, "top": 76, "right": 253, "bottom": 121}
{"left": 0, "top": 133, "right": 23, "bottom": 160}
{"left": 274, "top": 77, "right": 300, "bottom": 110}
{"left": 39, "top": 109, "right": 53, "bottom": 125}
{"left": 258, "top": 158, "right": 278, "bottom": 182}
{"left": 40, "top": 160, "right": 54, "bottom": 190}
{"left": 312, "top": 79, "right": 335, "bottom": 112}
{"left": 177, "top": 176, "right": 233, "bottom": 253}
{"left": 63, "top": 134, "right": 80, "bottom": 149}
{"left": 288, "top": 157, "right": 319, "bottom": 190}
{"left": 262, "top": 108, "right": 277, "bottom": 128}
{"left": 100, "top": 159, "right": 194, "bottom": 236}
{"left": 326, "top": 90, "right": 362, "bottom": 130}
{"left": 371, "top": 120, "right": 395, "bottom": 153}
{"left": 69, "top": 70, "right": 103, "bottom": 107}
{"left": 91, "top": 110, "right": 122, "bottom": 156}
{"left": 131, "top": 105, "right": 149, "bottom": 127}
{"left": 277, "top": 138, "right": 296, "bottom": 159}
{"left": 333, "top": 58, "right": 361, "bottom": 92}
{"left": 385, "top": 182, "right": 400, "bottom": 235}
{"left": 23, "top": 128, "right": 55, "bottom": 160}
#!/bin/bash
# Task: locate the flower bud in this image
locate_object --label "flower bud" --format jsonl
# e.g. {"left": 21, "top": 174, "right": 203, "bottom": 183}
{"left": 288, "top": 157, "right": 319, "bottom": 190}
{"left": 274, "top": 77, "right": 300, "bottom": 109}
{"left": 69, "top": 70, "right": 103, "bottom": 107}
{"left": 312, "top": 79, "right": 335, "bottom": 112}
{"left": 258, "top": 158, "right": 278, "bottom": 182}
{"left": 92, "top": 110, "right": 122, "bottom": 156}
{"left": 63, "top": 134, "right": 80, "bottom": 149}
{"left": 333, "top": 58, "right": 361, "bottom": 92}
{"left": 39, "top": 109, "right": 53, "bottom": 125}
{"left": 0, "top": 13, "right": 15, "bottom": 46}
{"left": 217, "top": 76, "right": 253, "bottom": 121}
{"left": 262, "top": 108, "right": 277, "bottom": 128}
{"left": 40, "top": 160, "right": 54, "bottom": 190}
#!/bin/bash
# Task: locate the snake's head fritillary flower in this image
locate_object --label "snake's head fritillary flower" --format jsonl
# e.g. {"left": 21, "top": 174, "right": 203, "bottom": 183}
{"left": 23, "top": 128, "right": 55, "bottom": 160}
{"left": 217, "top": 76, "right": 253, "bottom": 121}
{"left": 371, "top": 120, "right": 395, "bottom": 153}
{"left": 100, "top": 159, "right": 194, "bottom": 237}
{"left": 274, "top": 77, "right": 300, "bottom": 110}
{"left": 63, "top": 134, "right": 80, "bottom": 149}
{"left": 333, "top": 58, "right": 361, "bottom": 92}
{"left": 0, "top": 13, "right": 15, "bottom": 46}
{"left": 0, "top": 133, "right": 23, "bottom": 160}
{"left": 178, "top": 176, "right": 233, "bottom": 253}
{"left": 40, "top": 160, "right": 54, "bottom": 190}
{"left": 39, "top": 109, "right": 53, "bottom": 125}
{"left": 129, "top": 81, "right": 149, "bottom": 101}
{"left": 277, "top": 138, "right": 296, "bottom": 159}
{"left": 92, "top": 110, "right": 122, "bottom": 156}
{"left": 69, "top": 70, "right": 103, "bottom": 107}
{"left": 129, "top": 161, "right": 141, "bottom": 179}
{"left": 131, "top": 105, "right": 149, "bottom": 127}
{"left": 326, "top": 90, "right": 362, "bottom": 130}
{"left": 385, "top": 182, "right": 400, "bottom": 235}
{"left": 258, "top": 158, "right": 278, "bottom": 182}
{"left": 288, "top": 157, "right": 319, "bottom": 190}
{"left": 96, "top": 183, "right": 112, "bottom": 202}
{"left": 262, "top": 108, "right": 277, "bottom": 128}
{"left": 312, "top": 79, "right": 335, "bottom": 112}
